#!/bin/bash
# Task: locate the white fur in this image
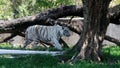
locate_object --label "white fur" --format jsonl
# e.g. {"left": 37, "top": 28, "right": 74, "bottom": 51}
{"left": 24, "top": 25, "right": 70, "bottom": 50}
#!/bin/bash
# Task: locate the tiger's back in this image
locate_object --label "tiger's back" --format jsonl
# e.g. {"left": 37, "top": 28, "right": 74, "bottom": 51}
{"left": 25, "top": 25, "right": 62, "bottom": 44}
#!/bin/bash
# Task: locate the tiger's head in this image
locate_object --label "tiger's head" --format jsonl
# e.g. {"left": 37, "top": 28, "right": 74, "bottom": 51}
{"left": 55, "top": 25, "right": 71, "bottom": 37}
{"left": 62, "top": 26, "right": 71, "bottom": 37}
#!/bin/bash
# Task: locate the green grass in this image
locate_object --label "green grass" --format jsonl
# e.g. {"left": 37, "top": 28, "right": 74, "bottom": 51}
{"left": 0, "top": 43, "right": 13, "bottom": 49}
{"left": 102, "top": 46, "right": 120, "bottom": 63}
{"left": 0, "top": 54, "right": 120, "bottom": 68}
{"left": 0, "top": 44, "right": 120, "bottom": 68}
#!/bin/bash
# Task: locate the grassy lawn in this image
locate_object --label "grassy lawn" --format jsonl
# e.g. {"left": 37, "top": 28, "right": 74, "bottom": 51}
{"left": 0, "top": 44, "right": 120, "bottom": 68}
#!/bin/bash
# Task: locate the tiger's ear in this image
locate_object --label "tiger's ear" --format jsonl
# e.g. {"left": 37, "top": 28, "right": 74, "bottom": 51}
{"left": 62, "top": 25, "right": 67, "bottom": 29}
{"left": 54, "top": 23, "right": 58, "bottom": 26}
{"left": 62, "top": 26, "right": 64, "bottom": 29}
{"left": 62, "top": 25, "right": 66, "bottom": 29}
{"left": 54, "top": 24, "right": 61, "bottom": 27}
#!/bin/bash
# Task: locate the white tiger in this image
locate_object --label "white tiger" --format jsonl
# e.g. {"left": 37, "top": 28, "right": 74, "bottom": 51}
{"left": 23, "top": 25, "right": 71, "bottom": 50}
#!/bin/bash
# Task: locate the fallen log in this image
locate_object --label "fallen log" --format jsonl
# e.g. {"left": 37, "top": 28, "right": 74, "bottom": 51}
{"left": 1, "top": 18, "right": 120, "bottom": 46}
{"left": 0, "top": 5, "right": 119, "bottom": 34}
{"left": 0, "top": 5, "right": 83, "bottom": 33}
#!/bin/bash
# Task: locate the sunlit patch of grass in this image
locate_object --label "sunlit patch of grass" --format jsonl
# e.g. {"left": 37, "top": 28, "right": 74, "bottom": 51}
{"left": 0, "top": 43, "right": 23, "bottom": 50}
{"left": 0, "top": 43, "right": 13, "bottom": 49}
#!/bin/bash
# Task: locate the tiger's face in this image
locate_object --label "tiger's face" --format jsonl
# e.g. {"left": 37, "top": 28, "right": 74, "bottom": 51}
{"left": 62, "top": 26, "right": 71, "bottom": 37}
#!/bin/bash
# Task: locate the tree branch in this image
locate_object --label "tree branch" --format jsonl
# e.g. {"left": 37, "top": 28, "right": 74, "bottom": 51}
{"left": 0, "top": 33, "right": 16, "bottom": 43}
{"left": 104, "top": 35, "right": 120, "bottom": 46}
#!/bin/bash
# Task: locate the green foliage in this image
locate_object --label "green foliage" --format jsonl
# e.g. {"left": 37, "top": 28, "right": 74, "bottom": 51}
{"left": 0, "top": 0, "right": 13, "bottom": 19}
{"left": 109, "top": 0, "right": 120, "bottom": 7}
{"left": 34, "top": 0, "right": 72, "bottom": 12}
{"left": 0, "top": 0, "right": 73, "bottom": 20}
{"left": 0, "top": 0, "right": 120, "bottom": 20}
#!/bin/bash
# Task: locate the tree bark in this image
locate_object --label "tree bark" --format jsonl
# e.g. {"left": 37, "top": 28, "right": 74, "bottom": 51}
{"left": 71, "top": 0, "right": 111, "bottom": 62}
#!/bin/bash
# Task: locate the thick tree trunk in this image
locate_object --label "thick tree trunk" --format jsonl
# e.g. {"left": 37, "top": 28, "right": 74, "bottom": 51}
{"left": 71, "top": 0, "right": 111, "bottom": 62}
